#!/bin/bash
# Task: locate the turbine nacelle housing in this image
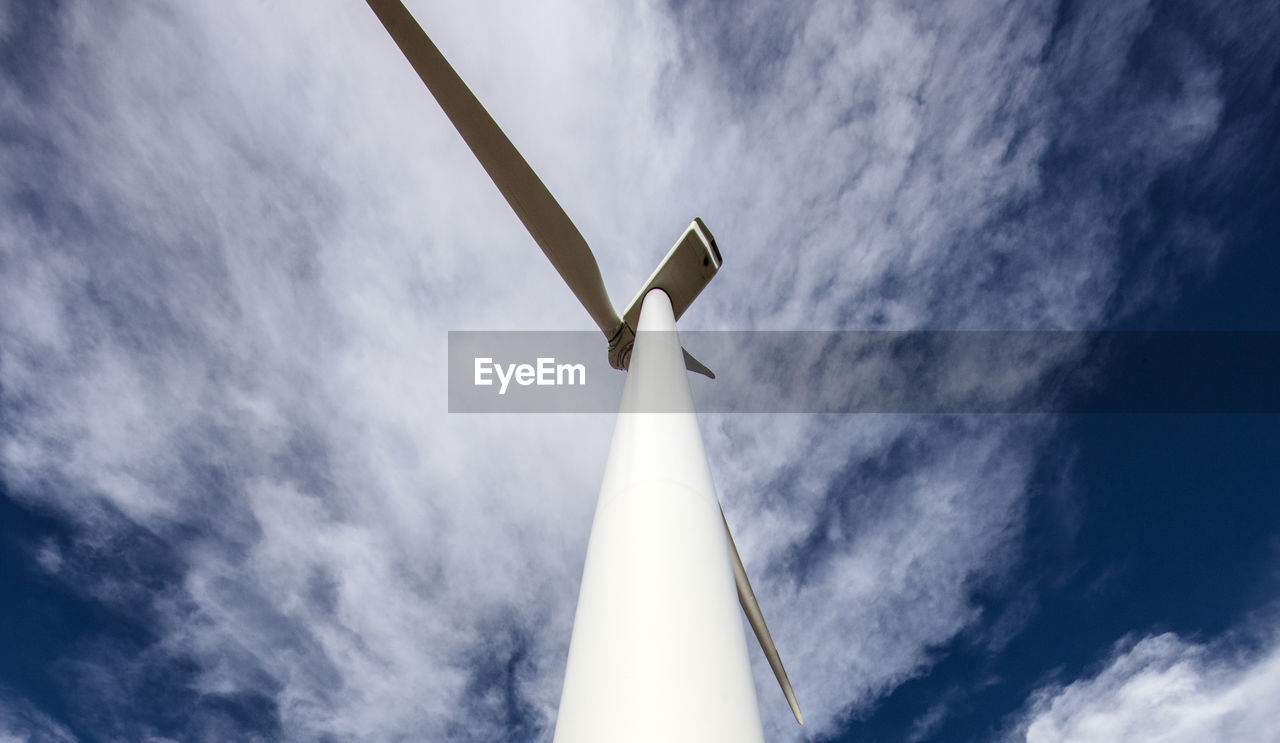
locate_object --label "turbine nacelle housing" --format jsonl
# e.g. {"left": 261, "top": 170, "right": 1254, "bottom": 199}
{"left": 610, "top": 218, "right": 722, "bottom": 370}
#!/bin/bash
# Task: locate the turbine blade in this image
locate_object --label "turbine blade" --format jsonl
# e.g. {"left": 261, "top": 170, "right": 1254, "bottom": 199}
{"left": 721, "top": 507, "right": 803, "bottom": 725}
{"left": 364, "top": 0, "right": 626, "bottom": 354}
{"left": 682, "top": 346, "right": 715, "bottom": 379}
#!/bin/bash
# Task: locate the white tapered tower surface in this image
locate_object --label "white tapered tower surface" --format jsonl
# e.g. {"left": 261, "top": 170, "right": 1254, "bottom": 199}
{"left": 361, "top": 1, "right": 801, "bottom": 736}
{"left": 555, "top": 288, "right": 764, "bottom": 742}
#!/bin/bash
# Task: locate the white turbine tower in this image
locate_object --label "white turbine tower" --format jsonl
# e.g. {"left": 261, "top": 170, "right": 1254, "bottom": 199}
{"left": 363, "top": 2, "right": 801, "bottom": 739}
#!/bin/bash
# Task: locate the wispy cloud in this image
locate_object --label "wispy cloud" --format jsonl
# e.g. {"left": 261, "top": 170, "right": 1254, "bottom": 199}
{"left": 0, "top": 0, "right": 1239, "bottom": 740}
{"left": 0, "top": 693, "right": 76, "bottom": 743}
{"left": 1003, "top": 626, "right": 1280, "bottom": 742}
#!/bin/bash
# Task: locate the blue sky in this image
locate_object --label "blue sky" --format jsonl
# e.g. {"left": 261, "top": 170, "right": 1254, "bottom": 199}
{"left": 2, "top": 1, "right": 1278, "bottom": 741}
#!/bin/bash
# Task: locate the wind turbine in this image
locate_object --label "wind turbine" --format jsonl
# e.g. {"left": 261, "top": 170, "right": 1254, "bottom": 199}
{"left": 363, "top": 2, "right": 801, "bottom": 739}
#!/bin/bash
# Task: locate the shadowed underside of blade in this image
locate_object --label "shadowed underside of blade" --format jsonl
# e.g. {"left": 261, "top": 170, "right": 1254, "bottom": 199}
{"left": 363, "top": 0, "right": 631, "bottom": 366}
{"left": 722, "top": 507, "right": 804, "bottom": 725}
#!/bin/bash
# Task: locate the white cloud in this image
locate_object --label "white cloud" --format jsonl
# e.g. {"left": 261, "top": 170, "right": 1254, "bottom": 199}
{"left": 0, "top": 0, "right": 1231, "bottom": 740}
{"left": 1007, "top": 630, "right": 1280, "bottom": 743}
{"left": 0, "top": 695, "right": 76, "bottom": 743}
